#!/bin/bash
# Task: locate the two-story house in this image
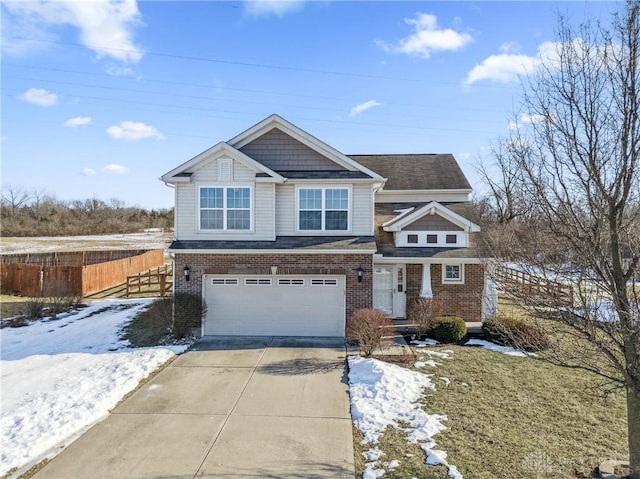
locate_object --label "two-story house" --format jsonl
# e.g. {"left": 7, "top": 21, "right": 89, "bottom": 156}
{"left": 161, "top": 114, "right": 493, "bottom": 338}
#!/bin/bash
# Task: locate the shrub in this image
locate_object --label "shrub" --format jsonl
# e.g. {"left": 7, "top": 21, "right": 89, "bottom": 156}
{"left": 408, "top": 298, "right": 443, "bottom": 338}
{"left": 122, "top": 297, "right": 173, "bottom": 347}
{"left": 430, "top": 316, "right": 467, "bottom": 343}
{"left": 347, "top": 308, "right": 393, "bottom": 357}
{"left": 482, "top": 315, "right": 549, "bottom": 352}
{"left": 23, "top": 297, "right": 46, "bottom": 320}
{"left": 172, "top": 293, "right": 206, "bottom": 339}
{"left": 43, "top": 279, "right": 80, "bottom": 319}
{"left": 122, "top": 293, "right": 206, "bottom": 346}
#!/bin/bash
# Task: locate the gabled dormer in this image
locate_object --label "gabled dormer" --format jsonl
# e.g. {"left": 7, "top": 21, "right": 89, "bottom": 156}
{"left": 383, "top": 202, "right": 480, "bottom": 248}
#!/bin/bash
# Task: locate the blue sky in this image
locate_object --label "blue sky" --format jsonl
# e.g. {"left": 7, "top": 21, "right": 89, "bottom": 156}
{"left": 1, "top": 0, "right": 616, "bottom": 209}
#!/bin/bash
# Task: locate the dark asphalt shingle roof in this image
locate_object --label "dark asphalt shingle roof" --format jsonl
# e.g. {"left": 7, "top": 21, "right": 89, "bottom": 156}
{"left": 169, "top": 236, "right": 376, "bottom": 251}
{"left": 348, "top": 154, "right": 472, "bottom": 191}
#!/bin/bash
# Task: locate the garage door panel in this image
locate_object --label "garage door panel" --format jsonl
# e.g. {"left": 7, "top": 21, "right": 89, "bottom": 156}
{"left": 203, "top": 275, "right": 345, "bottom": 337}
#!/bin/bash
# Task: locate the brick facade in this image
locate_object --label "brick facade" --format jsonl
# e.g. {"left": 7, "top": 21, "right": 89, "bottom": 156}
{"left": 406, "top": 263, "right": 485, "bottom": 322}
{"left": 174, "top": 252, "right": 373, "bottom": 320}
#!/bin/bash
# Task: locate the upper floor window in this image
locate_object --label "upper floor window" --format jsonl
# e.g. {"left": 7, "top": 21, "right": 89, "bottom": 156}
{"left": 298, "top": 188, "right": 349, "bottom": 231}
{"left": 200, "top": 186, "right": 251, "bottom": 230}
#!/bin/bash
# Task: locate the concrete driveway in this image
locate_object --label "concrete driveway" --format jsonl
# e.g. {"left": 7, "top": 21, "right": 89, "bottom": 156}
{"left": 33, "top": 337, "right": 355, "bottom": 479}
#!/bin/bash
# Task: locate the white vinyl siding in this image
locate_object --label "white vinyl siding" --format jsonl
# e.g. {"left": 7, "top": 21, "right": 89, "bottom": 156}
{"left": 352, "top": 183, "right": 373, "bottom": 235}
{"left": 275, "top": 184, "right": 296, "bottom": 235}
{"left": 275, "top": 183, "right": 373, "bottom": 236}
{"left": 174, "top": 157, "right": 275, "bottom": 240}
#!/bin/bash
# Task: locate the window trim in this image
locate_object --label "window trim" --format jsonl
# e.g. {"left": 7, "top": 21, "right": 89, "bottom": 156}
{"left": 295, "top": 186, "right": 351, "bottom": 233}
{"left": 197, "top": 184, "right": 254, "bottom": 232}
{"left": 442, "top": 263, "right": 464, "bottom": 284}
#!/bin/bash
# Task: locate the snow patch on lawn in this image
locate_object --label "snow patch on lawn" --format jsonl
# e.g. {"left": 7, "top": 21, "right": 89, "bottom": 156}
{"left": 415, "top": 360, "right": 440, "bottom": 368}
{"left": 410, "top": 339, "right": 439, "bottom": 347}
{"left": 464, "top": 338, "right": 533, "bottom": 357}
{"left": 0, "top": 299, "right": 189, "bottom": 476}
{"left": 348, "top": 356, "right": 461, "bottom": 478}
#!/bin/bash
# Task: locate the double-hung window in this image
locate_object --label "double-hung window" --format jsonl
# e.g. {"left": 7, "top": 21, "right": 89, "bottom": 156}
{"left": 298, "top": 188, "right": 349, "bottom": 231}
{"left": 200, "top": 186, "right": 251, "bottom": 230}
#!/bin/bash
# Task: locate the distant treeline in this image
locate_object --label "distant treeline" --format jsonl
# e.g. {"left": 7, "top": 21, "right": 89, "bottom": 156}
{"left": 1, "top": 186, "right": 173, "bottom": 237}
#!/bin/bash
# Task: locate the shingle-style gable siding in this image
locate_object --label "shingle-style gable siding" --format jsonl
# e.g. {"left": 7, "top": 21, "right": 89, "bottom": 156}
{"left": 239, "top": 128, "right": 346, "bottom": 171}
{"left": 403, "top": 214, "right": 464, "bottom": 231}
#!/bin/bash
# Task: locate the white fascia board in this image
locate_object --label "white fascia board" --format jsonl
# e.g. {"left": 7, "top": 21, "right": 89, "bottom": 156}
{"left": 373, "top": 257, "right": 483, "bottom": 264}
{"left": 286, "top": 178, "right": 378, "bottom": 184}
{"left": 384, "top": 201, "right": 480, "bottom": 233}
{"left": 169, "top": 248, "right": 377, "bottom": 255}
{"left": 163, "top": 176, "right": 192, "bottom": 183}
{"left": 227, "top": 114, "right": 386, "bottom": 182}
{"left": 161, "top": 142, "right": 285, "bottom": 183}
{"left": 381, "top": 207, "right": 415, "bottom": 228}
{"left": 375, "top": 189, "right": 472, "bottom": 203}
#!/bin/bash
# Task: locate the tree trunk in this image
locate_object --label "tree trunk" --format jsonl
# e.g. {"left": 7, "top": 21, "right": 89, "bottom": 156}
{"left": 629, "top": 387, "right": 640, "bottom": 479}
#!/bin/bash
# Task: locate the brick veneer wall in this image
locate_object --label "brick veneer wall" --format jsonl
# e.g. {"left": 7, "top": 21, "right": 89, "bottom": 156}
{"left": 174, "top": 252, "right": 373, "bottom": 320}
{"left": 406, "top": 263, "right": 485, "bottom": 322}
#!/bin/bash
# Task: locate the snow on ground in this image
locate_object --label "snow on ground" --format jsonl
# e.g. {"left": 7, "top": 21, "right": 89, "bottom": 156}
{"left": 0, "top": 232, "right": 172, "bottom": 254}
{"left": 348, "top": 356, "right": 461, "bottom": 479}
{"left": 464, "top": 338, "right": 533, "bottom": 357}
{"left": 410, "top": 339, "right": 439, "bottom": 347}
{"left": 0, "top": 299, "right": 188, "bottom": 476}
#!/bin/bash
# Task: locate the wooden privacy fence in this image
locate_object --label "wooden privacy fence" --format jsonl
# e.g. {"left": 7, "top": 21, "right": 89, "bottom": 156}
{"left": 495, "top": 266, "right": 574, "bottom": 307}
{"left": 1, "top": 249, "right": 164, "bottom": 297}
{"left": 126, "top": 264, "right": 173, "bottom": 297}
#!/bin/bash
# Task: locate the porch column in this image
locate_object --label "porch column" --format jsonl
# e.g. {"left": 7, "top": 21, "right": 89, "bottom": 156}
{"left": 420, "top": 264, "right": 433, "bottom": 298}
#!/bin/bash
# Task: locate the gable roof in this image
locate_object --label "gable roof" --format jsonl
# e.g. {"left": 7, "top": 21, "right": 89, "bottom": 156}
{"left": 229, "top": 114, "right": 385, "bottom": 181}
{"left": 160, "top": 142, "right": 285, "bottom": 183}
{"left": 374, "top": 202, "right": 489, "bottom": 259}
{"left": 383, "top": 201, "right": 481, "bottom": 232}
{"left": 348, "top": 154, "right": 471, "bottom": 191}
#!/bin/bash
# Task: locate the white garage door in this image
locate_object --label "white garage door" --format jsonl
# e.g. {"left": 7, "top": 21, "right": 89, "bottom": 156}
{"left": 203, "top": 275, "right": 346, "bottom": 337}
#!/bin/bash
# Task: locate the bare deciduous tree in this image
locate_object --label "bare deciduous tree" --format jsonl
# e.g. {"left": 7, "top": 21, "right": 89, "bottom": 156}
{"left": 482, "top": 2, "right": 640, "bottom": 475}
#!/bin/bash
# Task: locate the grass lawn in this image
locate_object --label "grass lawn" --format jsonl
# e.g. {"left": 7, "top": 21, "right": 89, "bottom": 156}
{"left": 353, "top": 344, "right": 628, "bottom": 479}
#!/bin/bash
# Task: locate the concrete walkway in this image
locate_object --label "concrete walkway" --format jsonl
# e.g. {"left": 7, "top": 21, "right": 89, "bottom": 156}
{"left": 33, "top": 337, "right": 355, "bottom": 479}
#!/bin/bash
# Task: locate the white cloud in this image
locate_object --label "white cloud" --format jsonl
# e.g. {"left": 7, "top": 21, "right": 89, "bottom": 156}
{"left": 105, "top": 65, "right": 137, "bottom": 77}
{"left": 377, "top": 13, "right": 473, "bottom": 59}
{"left": 65, "top": 116, "right": 92, "bottom": 127}
{"left": 19, "top": 88, "right": 58, "bottom": 106}
{"left": 82, "top": 167, "right": 97, "bottom": 176}
{"left": 350, "top": 100, "right": 382, "bottom": 117}
{"left": 106, "top": 121, "right": 164, "bottom": 141}
{"left": 499, "top": 41, "right": 521, "bottom": 54}
{"left": 2, "top": 0, "right": 143, "bottom": 63}
{"left": 103, "top": 164, "right": 128, "bottom": 174}
{"left": 244, "top": 0, "right": 304, "bottom": 16}
{"left": 465, "top": 40, "right": 565, "bottom": 85}
{"left": 509, "top": 113, "right": 547, "bottom": 130}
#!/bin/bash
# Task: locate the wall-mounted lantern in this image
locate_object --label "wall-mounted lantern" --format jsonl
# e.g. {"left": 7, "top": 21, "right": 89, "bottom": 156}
{"left": 183, "top": 264, "right": 191, "bottom": 282}
{"left": 356, "top": 266, "right": 365, "bottom": 283}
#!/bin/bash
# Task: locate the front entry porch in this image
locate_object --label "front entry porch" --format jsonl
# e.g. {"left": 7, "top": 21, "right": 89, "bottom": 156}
{"left": 373, "top": 264, "right": 406, "bottom": 318}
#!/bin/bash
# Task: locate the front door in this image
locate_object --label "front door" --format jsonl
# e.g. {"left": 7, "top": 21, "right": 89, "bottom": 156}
{"left": 373, "top": 265, "right": 406, "bottom": 318}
